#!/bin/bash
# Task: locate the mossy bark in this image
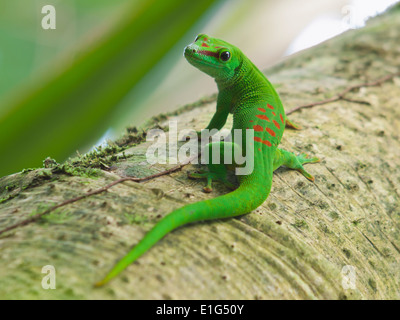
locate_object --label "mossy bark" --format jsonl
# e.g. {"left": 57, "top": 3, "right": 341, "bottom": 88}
{"left": 1, "top": 6, "right": 400, "bottom": 299}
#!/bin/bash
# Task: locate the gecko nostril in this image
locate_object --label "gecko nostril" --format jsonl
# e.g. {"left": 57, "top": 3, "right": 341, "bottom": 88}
{"left": 192, "top": 49, "right": 195, "bottom": 53}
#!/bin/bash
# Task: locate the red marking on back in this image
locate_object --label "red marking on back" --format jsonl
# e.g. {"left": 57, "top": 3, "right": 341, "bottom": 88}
{"left": 258, "top": 148, "right": 261, "bottom": 152}
{"left": 249, "top": 120, "right": 254, "bottom": 123}
{"left": 256, "top": 114, "right": 270, "bottom": 121}
{"left": 253, "top": 125, "right": 263, "bottom": 132}
{"left": 272, "top": 111, "right": 276, "bottom": 116}
{"left": 201, "top": 42, "right": 209, "bottom": 47}
{"left": 280, "top": 114, "right": 284, "bottom": 124}
{"left": 273, "top": 120, "right": 281, "bottom": 129}
{"left": 265, "top": 127, "right": 276, "bottom": 137}
{"left": 203, "top": 37, "right": 208, "bottom": 41}
{"left": 254, "top": 136, "right": 272, "bottom": 147}
{"left": 258, "top": 107, "right": 266, "bottom": 113}
{"left": 262, "top": 140, "right": 272, "bottom": 146}
{"left": 267, "top": 104, "right": 274, "bottom": 110}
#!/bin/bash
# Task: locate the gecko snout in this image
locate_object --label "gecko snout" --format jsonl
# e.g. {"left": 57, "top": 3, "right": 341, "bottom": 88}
{"left": 183, "top": 45, "right": 197, "bottom": 58}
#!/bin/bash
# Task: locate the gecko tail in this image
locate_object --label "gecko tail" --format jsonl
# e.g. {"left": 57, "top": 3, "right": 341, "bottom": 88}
{"left": 95, "top": 178, "right": 271, "bottom": 287}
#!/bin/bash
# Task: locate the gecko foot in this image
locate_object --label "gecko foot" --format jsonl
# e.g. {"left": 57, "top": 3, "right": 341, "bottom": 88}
{"left": 297, "top": 153, "right": 320, "bottom": 165}
{"left": 285, "top": 118, "right": 302, "bottom": 130}
{"left": 295, "top": 153, "right": 320, "bottom": 182}
{"left": 297, "top": 168, "right": 315, "bottom": 182}
{"left": 188, "top": 171, "right": 235, "bottom": 193}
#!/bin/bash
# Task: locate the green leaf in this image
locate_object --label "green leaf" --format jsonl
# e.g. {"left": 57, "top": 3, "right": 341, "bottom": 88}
{"left": 0, "top": 0, "right": 221, "bottom": 177}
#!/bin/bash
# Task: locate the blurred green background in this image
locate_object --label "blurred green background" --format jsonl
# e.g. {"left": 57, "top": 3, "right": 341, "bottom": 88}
{"left": 0, "top": 0, "right": 223, "bottom": 177}
{"left": 0, "top": 0, "right": 397, "bottom": 177}
{"left": 1, "top": 0, "right": 131, "bottom": 98}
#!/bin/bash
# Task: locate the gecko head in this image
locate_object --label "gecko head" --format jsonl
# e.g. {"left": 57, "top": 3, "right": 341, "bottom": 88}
{"left": 184, "top": 34, "right": 243, "bottom": 81}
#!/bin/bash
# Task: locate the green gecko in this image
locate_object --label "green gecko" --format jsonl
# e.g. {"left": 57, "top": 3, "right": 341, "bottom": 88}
{"left": 95, "top": 34, "right": 319, "bottom": 286}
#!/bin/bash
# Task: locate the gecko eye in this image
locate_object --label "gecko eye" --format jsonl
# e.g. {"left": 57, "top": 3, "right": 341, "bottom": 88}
{"left": 220, "top": 51, "right": 231, "bottom": 62}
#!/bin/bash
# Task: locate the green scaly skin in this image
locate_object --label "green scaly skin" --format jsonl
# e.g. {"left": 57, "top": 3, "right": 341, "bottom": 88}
{"left": 95, "top": 34, "right": 319, "bottom": 286}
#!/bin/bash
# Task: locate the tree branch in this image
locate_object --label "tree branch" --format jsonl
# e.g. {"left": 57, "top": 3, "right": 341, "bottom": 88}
{"left": 286, "top": 71, "right": 400, "bottom": 115}
{"left": 0, "top": 157, "right": 196, "bottom": 236}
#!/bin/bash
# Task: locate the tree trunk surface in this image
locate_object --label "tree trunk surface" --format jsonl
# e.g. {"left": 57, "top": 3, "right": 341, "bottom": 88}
{"left": 1, "top": 6, "right": 400, "bottom": 299}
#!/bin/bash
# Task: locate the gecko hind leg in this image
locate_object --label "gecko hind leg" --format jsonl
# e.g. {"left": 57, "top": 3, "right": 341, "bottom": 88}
{"left": 274, "top": 149, "right": 320, "bottom": 182}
